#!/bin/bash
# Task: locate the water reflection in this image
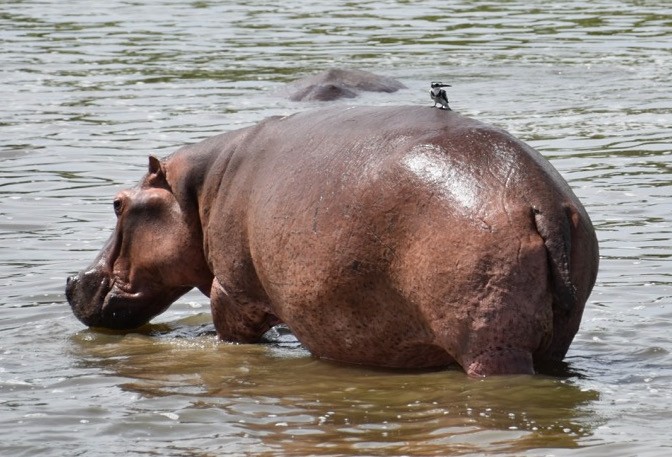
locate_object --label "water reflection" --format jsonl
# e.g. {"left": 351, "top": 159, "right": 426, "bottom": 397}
{"left": 71, "top": 320, "right": 601, "bottom": 455}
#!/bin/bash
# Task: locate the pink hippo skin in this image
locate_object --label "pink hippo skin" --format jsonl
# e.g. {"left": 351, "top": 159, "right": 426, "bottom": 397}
{"left": 66, "top": 105, "right": 599, "bottom": 377}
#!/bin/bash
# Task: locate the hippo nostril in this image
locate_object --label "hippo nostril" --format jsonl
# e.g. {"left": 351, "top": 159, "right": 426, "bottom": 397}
{"left": 66, "top": 275, "right": 78, "bottom": 288}
{"left": 65, "top": 275, "right": 79, "bottom": 303}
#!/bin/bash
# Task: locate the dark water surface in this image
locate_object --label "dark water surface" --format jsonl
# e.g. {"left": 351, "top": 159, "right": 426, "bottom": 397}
{"left": 1, "top": 1, "right": 671, "bottom": 455}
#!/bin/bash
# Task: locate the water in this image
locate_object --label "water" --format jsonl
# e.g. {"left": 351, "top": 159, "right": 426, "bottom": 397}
{"left": 1, "top": 0, "right": 670, "bottom": 455}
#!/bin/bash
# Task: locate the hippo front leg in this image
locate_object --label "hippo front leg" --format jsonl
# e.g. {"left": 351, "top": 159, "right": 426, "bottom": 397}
{"left": 210, "top": 277, "right": 280, "bottom": 343}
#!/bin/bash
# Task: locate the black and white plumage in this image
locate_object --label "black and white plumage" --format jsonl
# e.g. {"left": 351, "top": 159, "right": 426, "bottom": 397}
{"left": 430, "top": 82, "right": 451, "bottom": 110}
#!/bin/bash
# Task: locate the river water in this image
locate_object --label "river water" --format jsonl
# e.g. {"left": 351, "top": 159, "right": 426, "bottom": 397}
{"left": 1, "top": 0, "right": 670, "bottom": 455}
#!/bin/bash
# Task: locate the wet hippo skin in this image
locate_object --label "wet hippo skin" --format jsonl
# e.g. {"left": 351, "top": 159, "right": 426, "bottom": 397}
{"left": 66, "top": 105, "right": 599, "bottom": 377}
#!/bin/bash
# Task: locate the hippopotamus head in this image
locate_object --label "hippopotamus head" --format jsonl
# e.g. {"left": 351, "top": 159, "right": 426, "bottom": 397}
{"left": 66, "top": 156, "right": 213, "bottom": 330}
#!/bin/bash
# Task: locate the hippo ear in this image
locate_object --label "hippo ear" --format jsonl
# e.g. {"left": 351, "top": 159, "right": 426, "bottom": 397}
{"left": 147, "top": 155, "right": 168, "bottom": 188}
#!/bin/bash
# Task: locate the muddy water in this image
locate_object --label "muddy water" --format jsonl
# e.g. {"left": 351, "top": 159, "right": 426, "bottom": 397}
{"left": 1, "top": 0, "right": 671, "bottom": 455}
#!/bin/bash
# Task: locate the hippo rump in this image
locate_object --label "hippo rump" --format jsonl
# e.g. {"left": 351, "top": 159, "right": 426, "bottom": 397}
{"left": 66, "top": 105, "right": 599, "bottom": 377}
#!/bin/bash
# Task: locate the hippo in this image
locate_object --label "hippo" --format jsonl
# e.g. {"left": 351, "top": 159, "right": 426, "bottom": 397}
{"left": 289, "top": 83, "right": 358, "bottom": 102}
{"left": 66, "top": 105, "right": 599, "bottom": 377}
{"left": 287, "top": 68, "right": 406, "bottom": 101}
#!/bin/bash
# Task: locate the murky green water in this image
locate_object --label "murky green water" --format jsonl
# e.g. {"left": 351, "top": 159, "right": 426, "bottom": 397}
{"left": 1, "top": 1, "right": 670, "bottom": 455}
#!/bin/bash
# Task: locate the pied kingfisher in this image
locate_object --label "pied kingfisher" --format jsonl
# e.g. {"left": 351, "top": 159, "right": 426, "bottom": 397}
{"left": 430, "top": 82, "right": 451, "bottom": 110}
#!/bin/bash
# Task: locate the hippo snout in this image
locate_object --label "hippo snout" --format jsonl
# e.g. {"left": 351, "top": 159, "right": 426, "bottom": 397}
{"left": 66, "top": 267, "right": 192, "bottom": 330}
{"left": 65, "top": 272, "right": 90, "bottom": 306}
{"left": 65, "top": 270, "right": 111, "bottom": 327}
{"left": 65, "top": 274, "right": 84, "bottom": 307}
{"left": 65, "top": 275, "right": 75, "bottom": 294}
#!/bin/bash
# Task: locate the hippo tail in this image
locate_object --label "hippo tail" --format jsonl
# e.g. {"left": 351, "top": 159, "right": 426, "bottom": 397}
{"left": 532, "top": 205, "right": 578, "bottom": 313}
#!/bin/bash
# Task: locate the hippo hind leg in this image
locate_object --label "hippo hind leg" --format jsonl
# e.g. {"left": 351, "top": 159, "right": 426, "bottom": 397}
{"left": 397, "top": 218, "right": 554, "bottom": 376}
{"left": 456, "top": 237, "right": 554, "bottom": 377}
{"left": 462, "top": 347, "right": 535, "bottom": 376}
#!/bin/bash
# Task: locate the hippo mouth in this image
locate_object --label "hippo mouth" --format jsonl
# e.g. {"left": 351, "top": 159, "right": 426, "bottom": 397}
{"left": 66, "top": 270, "right": 188, "bottom": 330}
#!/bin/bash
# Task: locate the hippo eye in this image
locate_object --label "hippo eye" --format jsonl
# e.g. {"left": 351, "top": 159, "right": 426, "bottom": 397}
{"left": 113, "top": 198, "right": 123, "bottom": 216}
